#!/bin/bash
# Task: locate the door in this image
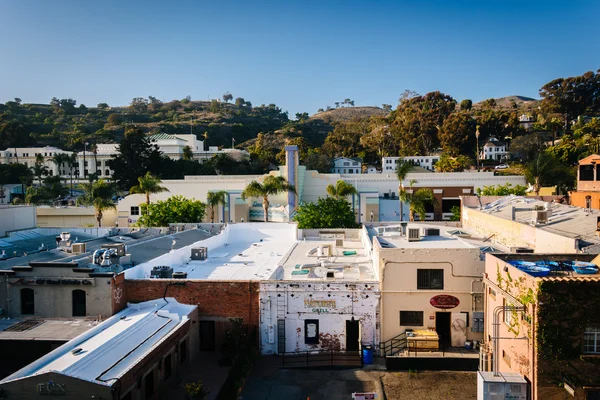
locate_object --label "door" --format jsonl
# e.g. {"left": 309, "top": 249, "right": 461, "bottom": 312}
{"left": 199, "top": 321, "right": 216, "bottom": 351}
{"left": 346, "top": 320, "right": 360, "bottom": 351}
{"left": 21, "top": 288, "right": 34, "bottom": 315}
{"left": 72, "top": 289, "right": 86, "bottom": 317}
{"left": 436, "top": 312, "right": 451, "bottom": 349}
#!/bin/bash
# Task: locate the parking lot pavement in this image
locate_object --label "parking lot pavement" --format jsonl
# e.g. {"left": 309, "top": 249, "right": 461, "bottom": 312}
{"left": 240, "top": 356, "right": 381, "bottom": 400}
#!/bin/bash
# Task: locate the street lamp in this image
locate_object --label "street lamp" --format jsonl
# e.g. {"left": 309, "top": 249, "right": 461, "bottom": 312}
{"left": 83, "top": 142, "right": 89, "bottom": 180}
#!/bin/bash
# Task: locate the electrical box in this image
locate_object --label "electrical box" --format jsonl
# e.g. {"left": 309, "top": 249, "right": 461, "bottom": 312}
{"left": 472, "top": 312, "right": 484, "bottom": 333}
{"left": 191, "top": 247, "right": 208, "bottom": 260}
{"left": 477, "top": 371, "right": 527, "bottom": 400}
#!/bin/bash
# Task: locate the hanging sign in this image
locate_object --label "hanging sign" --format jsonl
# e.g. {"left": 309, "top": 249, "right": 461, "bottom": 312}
{"left": 430, "top": 295, "right": 460, "bottom": 309}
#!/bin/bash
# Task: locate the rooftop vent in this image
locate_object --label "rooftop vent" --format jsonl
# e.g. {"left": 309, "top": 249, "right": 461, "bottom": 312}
{"left": 71, "top": 348, "right": 84, "bottom": 355}
{"left": 172, "top": 272, "right": 188, "bottom": 279}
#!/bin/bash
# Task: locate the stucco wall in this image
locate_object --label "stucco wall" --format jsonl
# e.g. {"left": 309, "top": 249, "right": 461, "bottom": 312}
{"left": 259, "top": 281, "right": 379, "bottom": 354}
{"left": 36, "top": 207, "right": 117, "bottom": 228}
{"left": 0, "top": 206, "right": 36, "bottom": 237}
{"left": 379, "top": 246, "right": 484, "bottom": 344}
{"left": 1, "top": 267, "right": 114, "bottom": 318}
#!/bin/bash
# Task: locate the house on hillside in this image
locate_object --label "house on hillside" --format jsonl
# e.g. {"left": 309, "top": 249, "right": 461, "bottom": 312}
{"left": 519, "top": 114, "right": 535, "bottom": 130}
{"left": 382, "top": 156, "right": 440, "bottom": 172}
{"left": 480, "top": 138, "right": 508, "bottom": 161}
{"left": 331, "top": 157, "right": 362, "bottom": 174}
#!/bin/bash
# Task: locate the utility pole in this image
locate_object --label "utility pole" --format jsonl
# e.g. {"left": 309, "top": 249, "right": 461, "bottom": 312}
{"left": 476, "top": 127, "right": 481, "bottom": 172}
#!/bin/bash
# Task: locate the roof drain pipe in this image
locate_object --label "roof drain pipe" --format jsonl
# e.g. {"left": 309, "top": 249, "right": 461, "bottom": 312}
{"left": 492, "top": 305, "right": 526, "bottom": 377}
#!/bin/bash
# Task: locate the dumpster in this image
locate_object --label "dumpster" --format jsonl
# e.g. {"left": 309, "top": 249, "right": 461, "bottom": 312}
{"left": 362, "top": 345, "right": 374, "bottom": 365}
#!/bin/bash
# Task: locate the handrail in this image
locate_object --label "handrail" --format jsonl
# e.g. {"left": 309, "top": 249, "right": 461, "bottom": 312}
{"left": 380, "top": 331, "right": 408, "bottom": 357}
{"left": 280, "top": 349, "right": 362, "bottom": 368}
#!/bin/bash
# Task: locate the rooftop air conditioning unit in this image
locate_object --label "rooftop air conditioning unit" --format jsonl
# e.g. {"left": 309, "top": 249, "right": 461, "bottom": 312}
{"left": 151, "top": 266, "right": 173, "bottom": 279}
{"left": 532, "top": 210, "right": 548, "bottom": 225}
{"left": 407, "top": 227, "right": 421, "bottom": 242}
{"left": 71, "top": 243, "right": 86, "bottom": 254}
{"left": 102, "top": 243, "right": 125, "bottom": 257}
{"left": 191, "top": 247, "right": 208, "bottom": 261}
{"left": 423, "top": 228, "right": 440, "bottom": 236}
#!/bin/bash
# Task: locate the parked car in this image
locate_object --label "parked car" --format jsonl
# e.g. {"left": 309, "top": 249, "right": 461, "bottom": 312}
{"left": 494, "top": 164, "right": 509, "bottom": 170}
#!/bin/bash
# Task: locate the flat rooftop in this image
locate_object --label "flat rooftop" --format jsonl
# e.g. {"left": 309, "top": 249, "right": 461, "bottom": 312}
{"left": 467, "top": 196, "right": 600, "bottom": 248}
{"left": 280, "top": 239, "right": 376, "bottom": 281}
{"left": 125, "top": 223, "right": 298, "bottom": 280}
{"left": 491, "top": 253, "right": 600, "bottom": 281}
{"left": 0, "top": 318, "right": 99, "bottom": 341}
{"left": 1, "top": 298, "right": 195, "bottom": 385}
{"left": 372, "top": 224, "right": 500, "bottom": 251}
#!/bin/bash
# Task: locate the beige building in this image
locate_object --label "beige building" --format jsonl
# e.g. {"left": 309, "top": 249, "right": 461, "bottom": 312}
{"left": 372, "top": 224, "right": 486, "bottom": 353}
{"left": 36, "top": 206, "right": 117, "bottom": 228}
{"left": 0, "top": 298, "right": 199, "bottom": 400}
{"left": 482, "top": 253, "right": 600, "bottom": 399}
{"left": 461, "top": 196, "right": 600, "bottom": 253}
{"left": 0, "top": 261, "right": 126, "bottom": 319}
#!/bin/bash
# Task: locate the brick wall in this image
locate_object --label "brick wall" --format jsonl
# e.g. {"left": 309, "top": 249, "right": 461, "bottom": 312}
{"left": 124, "top": 280, "right": 260, "bottom": 326}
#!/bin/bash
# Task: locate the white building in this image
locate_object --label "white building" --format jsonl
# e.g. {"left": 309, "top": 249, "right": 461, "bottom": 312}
{"left": 331, "top": 157, "right": 362, "bottom": 174}
{"left": 480, "top": 138, "right": 508, "bottom": 161}
{"left": 0, "top": 133, "right": 237, "bottom": 180}
{"left": 124, "top": 223, "right": 380, "bottom": 355}
{"left": 382, "top": 156, "right": 440, "bottom": 172}
{"left": 519, "top": 114, "right": 535, "bottom": 130}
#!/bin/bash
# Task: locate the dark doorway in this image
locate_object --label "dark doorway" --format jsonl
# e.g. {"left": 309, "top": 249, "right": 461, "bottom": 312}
{"left": 436, "top": 312, "right": 451, "bottom": 349}
{"left": 199, "top": 321, "right": 216, "bottom": 351}
{"left": 20, "top": 288, "right": 34, "bottom": 315}
{"left": 72, "top": 290, "right": 86, "bottom": 317}
{"left": 346, "top": 320, "right": 360, "bottom": 351}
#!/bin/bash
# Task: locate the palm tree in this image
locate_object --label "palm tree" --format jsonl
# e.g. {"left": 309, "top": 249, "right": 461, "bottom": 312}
{"left": 182, "top": 145, "right": 193, "bottom": 161}
{"left": 326, "top": 180, "right": 357, "bottom": 199}
{"left": 77, "top": 179, "right": 118, "bottom": 227}
{"left": 32, "top": 154, "right": 49, "bottom": 186}
{"left": 129, "top": 172, "right": 169, "bottom": 210}
{"left": 524, "top": 152, "right": 554, "bottom": 196}
{"left": 69, "top": 152, "right": 78, "bottom": 196}
{"left": 395, "top": 160, "right": 414, "bottom": 221}
{"left": 93, "top": 197, "right": 115, "bottom": 227}
{"left": 241, "top": 175, "right": 296, "bottom": 222}
{"left": 399, "top": 179, "right": 436, "bottom": 222}
{"left": 207, "top": 190, "right": 228, "bottom": 223}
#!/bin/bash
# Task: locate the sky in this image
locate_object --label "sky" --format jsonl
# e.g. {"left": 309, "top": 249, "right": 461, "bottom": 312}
{"left": 1, "top": 0, "right": 599, "bottom": 116}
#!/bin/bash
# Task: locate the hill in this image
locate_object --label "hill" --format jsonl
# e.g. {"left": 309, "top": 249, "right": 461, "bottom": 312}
{"left": 311, "top": 106, "right": 387, "bottom": 124}
{"left": 473, "top": 95, "right": 540, "bottom": 111}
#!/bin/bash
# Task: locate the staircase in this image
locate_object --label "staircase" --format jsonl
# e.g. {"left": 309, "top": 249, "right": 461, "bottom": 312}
{"left": 380, "top": 332, "right": 408, "bottom": 357}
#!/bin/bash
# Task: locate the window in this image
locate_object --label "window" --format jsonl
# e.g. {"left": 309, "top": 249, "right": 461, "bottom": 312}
{"left": 400, "top": 311, "right": 423, "bottom": 326}
{"left": 164, "top": 353, "right": 172, "bottom": 381}
{"left": 586, "top": 389, "right": 600, "bottom": 400}
{"left": 144, "top": 370, "right": 154, "bottom": 399}
{"left": 304, "top": 319, "right": 319, "bottom": 344}
{"left": 343, "top": 161, "right": 350, "bottom": 166}
{"left": 442, "top": 199, "right": 461, "bottom": 213}
{"left": 417, "top": 269, "right": 444, "bottom": 290}
{"left": 584, "top": 325, "right": 600, "bottom": 354}
{"left": 489, "top": 287, "right": 496, "bottom": 300}
{"left": 502, "top": 350, "right": 512, "bottom": 367}
{"left": 131, "top": 206, "right": 140, "bottom": 216}
{"left": 180, "top": 339, "right": 187, "bottom": 364}
{"left": 504, "top": 299, "right": 516, "bottom": 326}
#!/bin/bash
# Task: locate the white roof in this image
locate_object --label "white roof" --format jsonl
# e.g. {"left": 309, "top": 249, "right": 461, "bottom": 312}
{"left": 125, "top": 223, "right": 298, "bottom": 280}
{"left": 374, "top": 224, "right": 483, "bottom": 249}
{"left": 1, "top": 299, "right": 195, "bottom": 385}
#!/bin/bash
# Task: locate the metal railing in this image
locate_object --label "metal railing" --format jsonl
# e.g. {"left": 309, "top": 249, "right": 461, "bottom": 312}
{"left": 379, "top": 332, "right": 407, "bottom": 357}
{"left": 280, "top": 350, "right": 363, "bottom": 368}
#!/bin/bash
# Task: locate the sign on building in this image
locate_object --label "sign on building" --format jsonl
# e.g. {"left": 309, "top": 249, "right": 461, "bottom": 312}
{"left": 352, "top": 393, "right": 377, "bottom": 400}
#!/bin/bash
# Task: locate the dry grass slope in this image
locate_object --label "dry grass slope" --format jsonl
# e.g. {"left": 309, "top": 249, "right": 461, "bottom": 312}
{"left": 311, "top": 106, "right": 388, "bottom": 123}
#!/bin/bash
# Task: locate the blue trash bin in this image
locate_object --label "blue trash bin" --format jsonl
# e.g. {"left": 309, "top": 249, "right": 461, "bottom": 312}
{"left": 362, "top": 345, "right": 373, "bottom": 365}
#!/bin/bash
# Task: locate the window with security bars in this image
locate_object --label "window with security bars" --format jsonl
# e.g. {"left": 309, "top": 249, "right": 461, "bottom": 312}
{"left": 417, "top": 269, "right": 444, "bottom": 290}
{"left": 584, "top": 325, "right": 600, "bottom": 354}
{"left": 400, "top": 311, "right": 423, "bottom": 326}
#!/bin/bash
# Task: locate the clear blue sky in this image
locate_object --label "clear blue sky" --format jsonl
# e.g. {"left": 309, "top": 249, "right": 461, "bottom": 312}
{"left": 1, "top": 0, "right": 599, "bottom": 116}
